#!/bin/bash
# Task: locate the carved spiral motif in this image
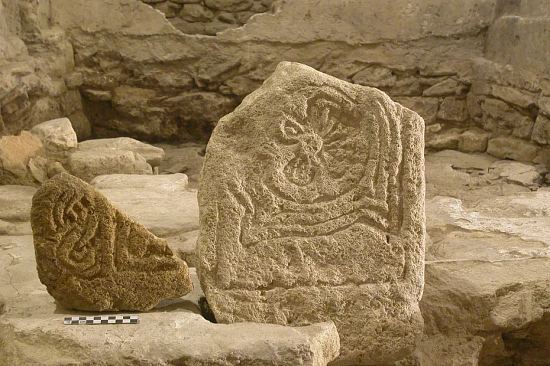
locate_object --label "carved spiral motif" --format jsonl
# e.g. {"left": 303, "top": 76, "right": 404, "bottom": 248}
{"left": 51, "top": 187, "right": 104, "bottom": 277}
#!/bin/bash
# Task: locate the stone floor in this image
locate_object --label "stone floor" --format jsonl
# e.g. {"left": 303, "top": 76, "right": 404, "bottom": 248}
{"left": 1, "top": 149, "right": 550, "bottom": 365}
{"left": 0, "top": 170, "right": 339, "bottom": 365}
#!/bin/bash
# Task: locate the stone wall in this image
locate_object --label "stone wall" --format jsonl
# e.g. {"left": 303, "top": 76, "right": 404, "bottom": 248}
{"left": 465, "top": 0, "right": 550, "bottom": 167}
{"left": 0, "top": 0, "right": 90, "bottom": 139}
{"left": 2, "top": 0, "right": 550, "bottom": 166}
{"left": 44, "top": 0, "right": 495, "bottom": 143}
{"left": 142, "top": 0, "right": 274, "bottom": 35}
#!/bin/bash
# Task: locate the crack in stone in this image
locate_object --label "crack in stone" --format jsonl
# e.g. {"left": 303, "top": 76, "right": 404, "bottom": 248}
{"left": 4, "top": 267, "right": 21, "bottom": 297}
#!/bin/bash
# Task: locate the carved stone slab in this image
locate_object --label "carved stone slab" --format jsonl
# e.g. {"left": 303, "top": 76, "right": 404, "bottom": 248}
{"left": 197, "top": 62, "right": 425, "bottom": 365}
{"left": 31, "top": 173, "right": 193, "bottom": 311}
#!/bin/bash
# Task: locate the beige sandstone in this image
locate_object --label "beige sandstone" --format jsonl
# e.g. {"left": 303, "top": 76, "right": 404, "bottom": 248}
{"left": 3, "top": 149, "right": 550, "bottom": 364}
{"left": 0, "top": 234, "right": 340, "bottom": 366}
{"left": 68, "top": 147, "right": 153, "bottom": 182}
{"left": 31, "top": 173, "right": 193, "bottom": 311}
{"left": 197, "top": 62, "right": 425, "bottom": 365}
{"left": 30, "top": 117, "right": 77, "bottom": 156}
{"left": 0, "top": 131, "right": 44, "bottom": 185}
{"left": 487, "top": 136, "right": 540, "bottom": 162}
{"left": 78, "top": 137, "right": 165, "bottom": 167}
{"left": 458, "top": 128, "right": 490, "bottom": 153}
{"left": 92, "top": 173, "right": 199, "bottom": 237}
{"left": 489, "top": 160, "right": 543, "bottom": 187}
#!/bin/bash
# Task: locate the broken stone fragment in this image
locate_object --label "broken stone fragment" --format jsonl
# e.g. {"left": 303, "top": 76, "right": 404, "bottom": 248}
{"left": 197, "top": 61, "right": 425, "bottom": 365}
{"left": 0, "top": 131, "right": 45, "bottom": 185}
{"left": 487, "top": 136, "right": 540, "bottom": 162}
{"left": 31, "top": 173, "right": 193, "bottom": 311}
{"left": 423, "top": 78, "right": 469, "bottom": 97}
{"left": 489, "top": 160, "right": 542, "bottom": 188}
{"left": 458, "top": 128, "right": 490, "bottom": 153}
{"left": 30, "top": 118, "right": 78, "bottom": 157}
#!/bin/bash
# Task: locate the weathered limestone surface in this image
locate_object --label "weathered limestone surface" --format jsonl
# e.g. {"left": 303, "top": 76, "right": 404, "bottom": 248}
{"left": 92, "top": 173, "right": 199, "bottom": 237}
{"left": 31, "top": 173, "right": 193, "bottom": 311}
{"left": 2, "top": 0, "right": 550, "bottom": 169}
{"left": 30, "top": 118, "right": 78, "bottom": 156}
{"left": 415, "top": 150, "right": 550, "bottom": 366}
{"left": 67, "top": 147, "right": 153, "bottom": 181}
{"left": 0, "top": 0, "right": 90, "bottom": 138}
{"left": 78, "top": 137, "right": 165, "bottom": 166}
{"left": 0, "top": 131, "right": 44, "bottom": 185}
{"left": 1, "top": 311, "right": 339, "bottom": 366}
{"left": 197, "top": 62, "right": 425, "bottom": 365}
{"left": 92, "top": 172, "right": 188, "bottom": 190}
{"left": 0, "top": 185, "right": 35, "bottom": 235}
{"left": 0, "top": 233, "right": 341, "bottom": 366}
{"left": 40, "top": 0, "right": 490, "bottom": 143}
{"left": 3, "top": 150, "right": 550, "bottom": 365}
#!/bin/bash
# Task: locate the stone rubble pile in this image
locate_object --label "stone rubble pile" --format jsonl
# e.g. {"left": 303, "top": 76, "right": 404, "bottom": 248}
{"left": 0, "top": 116, "right": 169, "bottom": 185}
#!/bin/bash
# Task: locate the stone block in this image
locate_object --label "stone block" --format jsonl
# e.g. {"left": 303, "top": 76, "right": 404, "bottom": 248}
{"left": 0, "top": 132, "right": 44, "bottom": 185}
{"left": 78, "top": 137, "right": 165, "bottom": 167}
{"left": 532, "top": 114, "right": 550, "bottom": 145}
{"left": 437, "top": 97, "right": 468, "bottom": 122}
{"left": 426, "top": 129, "right": 462, "bottom": 150}
{"left": 458, "top": 128, "right": 490, "bottom": 153}
{"left": 487, "top": 136, "right": 540, "bottom": 162}
{"left": 68, "top": 148, "right": 153, "bottom": 182}
{"left": 423, "top": 78, "right": 468, "bottom": 97}
{"left": 179, "top": 3, "right": 215, "bottom": 22}
{"left": 395, "top": 96, "right": 439, "bottom": 125}
{"left": 491, "top": 84, "right": 537, "bottom": 109}
{"left": 204, "top": 0, "right": 253, "bottom": 11}
{"left": 481, "top": 98, "right": 534, "bottom": 139}
{"left": 30, "top": 117, "right": 78, "bottom": 156}
{"left": 31, "top": 173, "right": 193, "bottom": 311}
{"left": 197, "top": 62, "right": 425, "bottom": 365}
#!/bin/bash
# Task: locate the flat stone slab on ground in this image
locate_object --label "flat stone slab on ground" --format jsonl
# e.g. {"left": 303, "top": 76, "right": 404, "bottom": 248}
{"left": 0, "top": 185, "right": 36, "bottom": 222}
{"left": 0, "top": 237, "right": 340, "bottom": 366}
{"left": 79, "top": 137, "right": 165, "bottom": 167}
{"left": 93, "top": 174, "right": 199, "bottom": 238}
{"left": 2, "top": 149, "right": 550, "bottom": 365}
{"left": 68, "top": 147, "right": 152, "bottom": 182}
{"left": 1, "top": 310, "right": 339, "bottom": 366}
{"left": 419, "top": 160, "right": 550, "bottom": 365}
